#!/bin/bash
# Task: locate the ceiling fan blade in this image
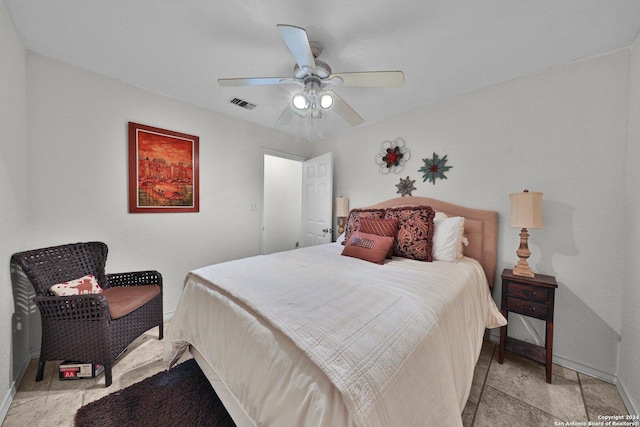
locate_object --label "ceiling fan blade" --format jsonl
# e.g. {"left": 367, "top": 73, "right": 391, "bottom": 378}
{"left": 277, "top": 24, "right": 316, "bottom": 75}
{"left": 327, "top": 91, "right": 363, "bottom": 126}
{"left": 218, "top": 77, "right": 299, "bottom": 87}
{"left": 277, "top": 105, "right": 295, "bottom": 125}
{"left": 329, "top": 71, "right": 404, "bottom": 88}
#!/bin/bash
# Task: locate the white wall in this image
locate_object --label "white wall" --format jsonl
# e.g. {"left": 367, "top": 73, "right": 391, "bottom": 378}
{"left": 620, "top": 33, "right": 640, "bottom": 414}
{"left": 312, "top": 49, "right": 630, "bottom": 379}
{"left": 0, "top": 0, "right": 29, "bottom": 416}
{"left": 24, "top": 54, "right": 307, "bottom": 316}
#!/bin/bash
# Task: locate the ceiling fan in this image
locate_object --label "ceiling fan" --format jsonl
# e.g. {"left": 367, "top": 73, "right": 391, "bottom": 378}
{"left": 218, "top": 24, "right": 404, "bottom": 127}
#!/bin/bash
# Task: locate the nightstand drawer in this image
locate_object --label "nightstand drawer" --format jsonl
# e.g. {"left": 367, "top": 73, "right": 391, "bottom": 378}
{"left": 506, "top": 297, "right": 548, "bottom": 318}
{"left": 506, "top": 282, "right": 549, "bottom": 302}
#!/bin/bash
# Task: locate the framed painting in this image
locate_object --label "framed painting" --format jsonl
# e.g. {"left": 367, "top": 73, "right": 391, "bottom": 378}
{"left": 128, "top": 122, "right": 199, "bottom": 213}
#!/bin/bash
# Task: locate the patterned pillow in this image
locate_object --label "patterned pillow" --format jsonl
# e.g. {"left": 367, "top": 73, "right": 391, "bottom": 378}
{"left": 342, "top": 208, "right": 386, "bottom": 245}
{"left": 341, "top": 231, "right": 395, "bottom": 265}
{"left": 384, "top": 206, "right": 435, "bottom": 261}
{"left": 359, "top": 218, "right": 400, "bottom": 258}
{"left": 50, "top": 274, "right": 104, "bottom": 296}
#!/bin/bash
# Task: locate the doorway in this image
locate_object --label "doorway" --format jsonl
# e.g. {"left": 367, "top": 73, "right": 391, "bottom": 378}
{"left": 262, "top": 151, "right": 303, "bottom": 254}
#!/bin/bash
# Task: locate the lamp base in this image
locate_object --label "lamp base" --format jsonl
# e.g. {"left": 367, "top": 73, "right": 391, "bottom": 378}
{"left": 513, "top": 260, "right": 535, "bottom": 278}
{"left": 338, "top": 217, "right": 347, "bottom": 235}
{"left": 513, "top": 227, "right": 535, "bottom": 278}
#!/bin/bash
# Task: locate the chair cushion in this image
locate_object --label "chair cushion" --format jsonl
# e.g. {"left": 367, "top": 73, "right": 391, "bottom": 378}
{"left": 102, "top": 285, "right": 161, "bottom": 319}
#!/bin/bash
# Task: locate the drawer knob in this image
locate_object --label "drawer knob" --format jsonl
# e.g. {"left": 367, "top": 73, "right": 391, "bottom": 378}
{"left": 516, "top": 303, "right": 536, "bottom": 312}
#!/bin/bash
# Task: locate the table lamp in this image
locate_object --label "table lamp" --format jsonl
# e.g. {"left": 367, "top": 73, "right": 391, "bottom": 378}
{"left": 510, "top": 190, "right": 543, "bottom": 278}
{"left": 335, "top": 197, "right": 350, "bottom": 234}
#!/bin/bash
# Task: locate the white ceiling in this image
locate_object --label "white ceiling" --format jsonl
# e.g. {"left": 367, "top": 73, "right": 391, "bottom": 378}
{"left": 5, "top": 0, "right": 640, "bottom": 139}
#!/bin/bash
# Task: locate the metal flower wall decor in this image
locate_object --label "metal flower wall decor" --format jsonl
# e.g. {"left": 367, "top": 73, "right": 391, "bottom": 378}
{"left": 374, "top": 138, "right": 411, "bottom": 175}
{"left": 419, "top": 152, "right": 452, "bottom": 185}
{"left": 396, "top": 176, "right": 416, "bottom": 197}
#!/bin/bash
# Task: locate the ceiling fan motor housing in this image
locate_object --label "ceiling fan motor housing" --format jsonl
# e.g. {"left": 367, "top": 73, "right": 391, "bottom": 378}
{"left": 294, "top": 56, "right": 331, "bottom": 79}
{"left": 293, "top": 39, "right": 331, "bottom": 80}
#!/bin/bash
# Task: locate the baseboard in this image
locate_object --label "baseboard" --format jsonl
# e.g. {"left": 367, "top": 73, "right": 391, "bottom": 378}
{"left": 617, "top": 377, "right": 639, "bottom": 416}
{"left": 491, "top": 328, "right": 618, "bottom": 384}
{"left": 0, "top": 348, "right": 38, "bottom": 424}
{"left": 552, "top": 353, "right": 618, "bottom": 383}
{"left": 0, "top": 387, "right": 14, "bottom": 426}
{"left": 489, "top": 330, "right": 615, "bottom": 380}
{"left": 554, "top": 355, "right": 637, "bottom": 415}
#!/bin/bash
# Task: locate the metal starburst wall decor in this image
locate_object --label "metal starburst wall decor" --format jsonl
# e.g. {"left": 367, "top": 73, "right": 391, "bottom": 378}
{"left": 419, "top": 152, "right": 452, "bottom": 185}
{"left": 374, "top": 138, "right": 411, "bottom": 175}
{"left": 396, "top": 176, "right": 416, "bottom": 197}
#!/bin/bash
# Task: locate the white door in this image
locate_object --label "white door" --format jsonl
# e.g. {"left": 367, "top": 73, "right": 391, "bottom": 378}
{"left": 301, "top": 152, "right": 333, "bottom": 247}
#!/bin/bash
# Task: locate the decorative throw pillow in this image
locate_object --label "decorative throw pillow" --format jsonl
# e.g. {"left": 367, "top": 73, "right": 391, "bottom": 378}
{"left": 383, "top": 206, "right": 435, "bottom": 261}
{"left": 359, "top": 218, "right": 400, "bottom": 258}
{"left": 341, "top": 231, "right": 395, "bottom": 265}
{"left": 433, "top": 216, "right": 465, "bottom": 262}
{"left": 342, "top": 208, "right": 386, "bottom": 245}
{"left": 50, "top": 274, "right": 103, "bottom": 296}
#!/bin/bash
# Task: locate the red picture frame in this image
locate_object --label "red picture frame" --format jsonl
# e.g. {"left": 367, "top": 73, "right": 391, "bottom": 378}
{"left": 128, "top": 122, "right": 199, "bottom": 213}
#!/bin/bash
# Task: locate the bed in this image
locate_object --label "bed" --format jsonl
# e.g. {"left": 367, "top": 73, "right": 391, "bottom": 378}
{"left": 164, "top": 196, "right": 506, "bottom": 427}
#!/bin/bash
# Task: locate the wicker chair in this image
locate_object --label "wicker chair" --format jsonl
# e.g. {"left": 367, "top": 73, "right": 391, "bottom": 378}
{"left": 12, "top": 242, "right": 163, "bottom": 387}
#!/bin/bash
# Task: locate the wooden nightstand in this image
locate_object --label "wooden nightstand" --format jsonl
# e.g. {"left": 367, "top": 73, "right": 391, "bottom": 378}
{"left": 498, "top": 268, "right": 558, "bottom": 383}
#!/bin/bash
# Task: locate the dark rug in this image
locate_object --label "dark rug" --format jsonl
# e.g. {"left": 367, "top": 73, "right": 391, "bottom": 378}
{"left": 75, "top": 359, "right": 236, "bottom": 427}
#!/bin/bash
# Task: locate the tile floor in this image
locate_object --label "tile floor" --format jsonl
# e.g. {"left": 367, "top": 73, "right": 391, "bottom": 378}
{"left": 464, "top": 342, "right": 629, "bottom": 427}
{"left": 2, "top": 325, "right": 629, "bottom": 427}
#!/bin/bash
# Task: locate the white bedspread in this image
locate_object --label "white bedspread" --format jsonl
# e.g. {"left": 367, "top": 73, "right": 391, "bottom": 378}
{"left": 165, "top": 243, "right": 505, "bottom": 427}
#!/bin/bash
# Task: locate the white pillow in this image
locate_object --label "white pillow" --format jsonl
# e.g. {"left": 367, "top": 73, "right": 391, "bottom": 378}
{"left": 434, "top": 211, "right": 448, "bottom": 222}
{"left": 50, "top": 274, "right": 104, "bottom": 296}
{"left": 449, "top": 214, "right": 468, "bottom": 259}
{"left": 433, "top": 216, "right": 465, "bottom": 262}
{"left": 336, "top": 232, "right": 346, "bottom": 244}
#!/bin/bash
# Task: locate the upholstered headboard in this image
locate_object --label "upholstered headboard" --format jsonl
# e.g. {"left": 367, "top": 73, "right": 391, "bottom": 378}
{"left": 363, "top": 197, "right": 499, "bottom": 287}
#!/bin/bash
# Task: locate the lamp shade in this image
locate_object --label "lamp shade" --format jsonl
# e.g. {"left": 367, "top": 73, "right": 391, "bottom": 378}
{"left": 510, "top": 191, "right": 543, "bottom": 229}
{"left": 335, "top": 196, "right": 350, "bottom": 217}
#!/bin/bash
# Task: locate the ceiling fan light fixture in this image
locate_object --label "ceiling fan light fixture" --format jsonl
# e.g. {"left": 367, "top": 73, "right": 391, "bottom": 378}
{"left": 292, "top": 93, "right": 309, "bottom": 110}
{"left": 218, "top": 25, "right": 404, "bottom": 129}
{"left": 320, "top": 93, "right": 333, "bottom": 109}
